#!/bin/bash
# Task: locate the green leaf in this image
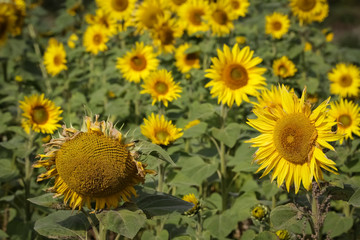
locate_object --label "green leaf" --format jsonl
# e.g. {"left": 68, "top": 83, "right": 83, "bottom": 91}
{"left": 230, "top": 192, "right": 257, "bottom": 222}
{"left": 184, "top": 45, "right": 200, "bottom": 54}
{"left": 254, "top": 231, "right": 278, "bottom": 240}
{"left": 323, "top": 212, "right": 353, "bottom": 238}
{"left": 136, "top": 140, "right": 175, "bottom": 166}
{"left": 0, "top": 112, "right": 12, "bottom": 134}
{"left": 34, "top": 210, "right": 90, "bottom": 239}
{"left": 241, "top": 230, "right": 256, "bottom": 240}
{"left": 212, "top": 123, "right": 242, "bottom": 148}
{"left": 182, "top": 122, "right": 207, "bottom": 138}
{"left": 188, "top": 102, "right": 215, "bottom": 120}
{"left": 0, "top": 159, "right": 19, "bottom": 182}
{"left": 270, "top": 204, "right": 299, "bottom": 230}
{"left": 96, "top": 208, "right": 146, "bottom": 239}
{"left": 228, "top": 142, "right": 257, "bottom": 172}
{"left": 349, "top": 188, "right": 360, "bottom": 207}
{"left": 28, "top": 193, "right": 65, "bottom": 209}
{"left": 203, "top": 210, "right": 237, "bottom": 239}
{"left": 326, "top": 184, "right": 356, "bottom": 201}
{"left": 0, "top": 229, "right": 8, "bottom": 238}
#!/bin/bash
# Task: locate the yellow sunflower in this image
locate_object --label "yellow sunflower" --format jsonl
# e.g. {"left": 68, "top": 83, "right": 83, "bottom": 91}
{"left": 265, "top": 12, "right": 290, "bottom": 39}
{"left": 330, "top": 99, "right": 360, "bottom": 144}
{"left": 273, "top": 56, "right": 297, "bottom": 78}
{"left": 289, "top": 0, "right": 325, "bottom": 25}
{"left": 235, "top": 36, "right": 246, "bottom": 44}
{"left": 0, "top": 4, "right": 16, "bottom": 46}
{"left": 83, "top": 25, "right": 109, "bottom": 55}
{"left": 116, "top": 42, "right": 159, "bottom": 83}
{"left": 43, "top": 38, "right": 67, "bottom": 77}
{"left": 254, "top": 85, "right": 294, "bottom": 111}
{"left": 96, "top": 0, "right": 136, "bottom": 20}
{"left": 140, "top": 69, "right": 182, "bottom": 107}
{"left": 141, "top": 113, "right": 183, "bottom": 146}
{"left": 33, "top": 115, "right": 154, "bottom": 210}
{"left": 328, "top": 63, "right": 360, "bottom": 98}
{"left": 205, "top": 44, "right": 267, "bottom": 107}
{"left": 182, "top": 193, "right": 200, "bottom": 215}
{"left": 175, "top": 43, "right": 201, "bottom": 73}
{"left": 167, "top": 0, "right": 187, "bottom": 12}
{"left": 133, "top": 0, "right": 166, "bottom": 34}
{"left": 177, "top": 0, "right": 210, "bottom": 36}
{"left": 67, "top": 33, "right": 78, "bottom": 49}
{"left": 9, "top": 0, "right": 26, "bottom": 36}
{"left": 322, "top": 29, "right": 333, "bottom": 42}
{"left": 246, "top": 85, "right": 341, "bottom": 193}
{"left": 313, "top": 2, "right": 329, "bottom": 23}
{"left": 206, "top": 0, "right": 236, "bottom": 36}
{"left": 304, "top": 41, "right": 312, "bottom": 51}
{"left": 19, "top": 94, "right": 63, "bottom": 134}
{"left": 85, "top": 8, "right": 118, "bottom": 36}
{"left": 230, "top": 0, "right": 250, "bottom": 18}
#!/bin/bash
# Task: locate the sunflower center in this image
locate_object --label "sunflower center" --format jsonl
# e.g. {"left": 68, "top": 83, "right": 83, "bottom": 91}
{"left": 212, "top": 9, "right": 228, "bottom": 25}
{"left": 272, "top": 21, "right": 282, "bottom": 31}
{"left": 55, "top": 132, "right": 139, "bottom": 197}
{"left": 185, "top": 52, "right": 199, "bottom": 66}
{"left": 231, "top": 0, "right": 240, "bottom": 9}
{"left": 130, "top": 55, "right": 147, "bottom": 71}
{"left": 111, "top": 0, "right": 128, "bottom": 11}
{"left": 159, "top": 27, "right": 174, "bottom": 45}
{"left": 274, "top": 113, "right": 317, "bottom": 164}
{"left": 154, "top": 81, "right": 169, "bottom": 94}
{"left": 93, "top": 33, "right": 102, "bottom": 45}
{"left": 339, "top": 74, "right": 352, "bottom": 87}
{"left": 189, "top": 9, "right": 203, "bottom": 26}
{"left": 155, "top": 130, "right": 169, "bottom": 142}
{"left": 338, "top": 114, "right": 352, "bottom": 128}
{"left": 297, "top": 0, "right": 316, "bottom": 12}
{"left": 224, "top": 64, "right": 248, "bottom": 90}
{"left": 278, "top": 65, "right": 287, "bottom": 75}
{"left": 32, "top": 106, "right": 49, "bottom": 124}
{"left": 172, "top": 0, "right": 186, "bottom": 6}
{"left": 53, "top": 54, "right": 63, "bottom": 66}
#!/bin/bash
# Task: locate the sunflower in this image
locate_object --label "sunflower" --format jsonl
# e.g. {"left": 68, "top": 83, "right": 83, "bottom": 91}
{"left": 83, "top": 25, "right": 109, "bottom": 55}
{"left": 265, "top": 12, "right": 290, "bottom": 39}
{"left": 289, "top": 0, "right": 325, "bottom": 25}
{"left": 313, "top": 2, "right": 329, "bottom": 23}
{"left": 133, "top": 0, "right": 166, "bottom": 34}
{"left": 96, "top": 0, "right": 136, "bottom": 20}
{"left": 246, "top": 85, "right": 341, "bottom": 193}
{"left": 141, "top": 113, "right": 183, "bottom": 146}
{"left": 175, "top": 43, "right": 201, "bottom": 73}
{"left": 205, "top": 44, "right": 267, "bottom": 107}
{"left": 236, "top": 36, "right": 246, "bottom": 44}
{"left": 328, "top": 63, "right": 360, "bottom": 98}
{"left": 273, "top": 56, "right": 297, "bottom": 78}
{"left": 329, "top": 99, "right": 360, "bottom": 144}
{"left": 43, "top": 38, "right": 67, "bottom": 77}
{"left": 184, "top": 119, "right": 200, "bottom": 130}
{"left": 182, "top": 193, "right": 200, "bottom": 215}
{"left": 167, "top": 0, "right": 187, "bottom": 12}
{"left": 0, "top": 4, "right": 16, "bottom": 46}
{"left": 304, "top": 41, "right": 312, "bottom": 51}
{"left": 254, "top": 85, "right": 293, "bottom": 111}
{"left": 67, "top": 33, "right": 79, "bottom": 49}
{"left": 230, "top": 0, "right": 250, "bottom": 18}
{"left": 206, "top": 0, "right": 236, "bottom": 36}
{"left": 116, "top": 42, "right": 159, "bottom": 83}
{"left": 140, "top": 69, "right": 182, "bottom": 107}
{"left": 19, "top": 94, "right": 63, "bottom": 134}
{"left": 33, "top": 115, "right": 154, "bottom": 210}
{"left": 85, "top": 8, "right": 118, "bottom": 36}
{"left": 177, "top": 0, "right": 210, "bottom": 36}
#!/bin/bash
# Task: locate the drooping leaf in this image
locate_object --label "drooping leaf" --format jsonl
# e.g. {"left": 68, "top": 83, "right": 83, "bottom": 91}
{"left": 136, "top": 140, "right": 175, "bottom": 166}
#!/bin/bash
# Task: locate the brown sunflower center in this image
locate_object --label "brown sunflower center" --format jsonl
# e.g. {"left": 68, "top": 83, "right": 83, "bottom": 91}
{"left": 189, "top": 9, "right": 203, "bottom": 26}
{"left": 155, "top": 130, "right": 169, "bottom": 141}
{"left": 172, "top": 0, "right": 186, "bottom": 6}
{"left": 53, "top": 54, "right": 63, "bottom": 66}
{"left": 154, "top": 81, "right": 169, "bottom": 94}
{"left": 224, "top": 64, "right": 249, "bottom": 90}
{"left": 231, "top": 0, "right": 240, "bottom": 9}
{"left": 159, "top": 27, "right": 174, "bottom": 45}
{"left": 339, "top": 74, "right": 352, "bottom": 87}
{"left": 278, "top": 65, "right": 287, "bottom": 75}
{"left": 130, "top": 55, "right": 147, "bottom": 71}
{"left": 93, "top": 33, "right": 102, "bottom": 45}
{"left": 297, "top": 0, "right": 316, "bottom": 12}
{"left": 111, "top": 0, "right": 128, "bottom": 12}
{"left": 55, "top": 132, "right": 139, "bottom": 197}
{"left": 338, "top": 114, "right": 352, "bottom": 128}
{"left": 212, "top": 9, "right": 228, "bottom": 25}
{"left": 185, "top": 52, "right": 199, "bottom": 66}
{"left": 272, "top": 21, "right": 282, "bottom": 31}
{"left": 273, "top": 113, "right": 318, "bottom": 164}
{"left": 32, "top": 106, "right": 49, "bottom": 124}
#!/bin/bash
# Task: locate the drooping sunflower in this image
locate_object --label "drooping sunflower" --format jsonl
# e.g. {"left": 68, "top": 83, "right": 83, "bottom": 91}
{"left": 289, "top": 0, "right": 325, "bottom": 25}
{"left": 140, "top": 69, "right": 182, "bottom": 107}
{"left": 85, "top": 8, "right": 118, "bottom": 36}
{"left": 182, "top": 193, "right": 200, "bottom": 215}
{"left": 19, "top": 94, "right": 63, "bottom": 134}
{"left": 33, "top": 115, "right": 154, "bottom": 210}
{"left": 175, "top": 43, "right": 201, "bottom": 73}
{"left": 116, "top": 42, "right": 159, "bottom": 83}
{"left": 246, "top": 85, "right": 341, "bottom": 193}
{"left": 43, "top": 38, "right": 67, "bottom": 76}
{"left": 328, "top": 63, "right": 360, "bottom": 98}
{"left": 96, "top": 0, "right": 136, "bottom": 21}
{"left": 273, "top": 56, "right": 297, "bottom": 78}
{"left": 265, "top": 12, "right": 290, "bottom": 39}
{"left": 133, "top": 0, "right": 166, "bottom": 34}
{"left": 141, "top": 113, "right": 183, "bottom": 146}
{"left": 206, "top": 0, "right": 236, "bottom": 37}
{"left": 177, "top": 0, "right": 210, "bottom": 36}
{"left": 229, "top": 0, "right": 250, "bottom": 18}
{"left": 83, "top": 25, "right": 109, "bottom": 55}
{"left": 329, "top": 99, "right": 360, "bottom": 144}
{"left": 205, "top": 44, "right": 267, "bottom": 107}
{"left": 0, "top": 4, "right": 16, "bottom": 46}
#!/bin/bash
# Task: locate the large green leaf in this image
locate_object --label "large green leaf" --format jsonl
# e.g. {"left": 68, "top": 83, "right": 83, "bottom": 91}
{"left": 188, "top": 102, "right": 215, "bottom": 120}
{"left": 0, "top": 158, "right": 19, "bottom": 182}
{"left": 136, "top": 140, "right": 175, "bottom": 166}
{"left": 211, "top": 123, "right": 242, "bottom": 148}
{"left": 28, "top": 193, "right": 65, "bottom": 209}
{"left": 270, "top": 204, "right": 299, "bottom": 230}
{"left": 322, "top": 212, "right": 353, "bottom": 238}
{"left": 349, "top": 188, "right": 360, "bottom": 207}
{"left": 182, "top": 122, "right": 208, "bottom": 138}
{"left": 203, "top": 210, "right": 237, "bottom": 239}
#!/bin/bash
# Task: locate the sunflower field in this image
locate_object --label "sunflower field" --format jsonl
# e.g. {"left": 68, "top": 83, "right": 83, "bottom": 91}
{"left": 1, "top": 0, "right": 360, "bottom": 239}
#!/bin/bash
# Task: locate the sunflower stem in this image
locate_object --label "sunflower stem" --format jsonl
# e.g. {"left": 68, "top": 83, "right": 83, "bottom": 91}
{"left": 220, "top": 104, "right": 228, "bottom": 211}
{"left": 82, "top": 209, "right": 100, "bottom": 240}
{"left": 24, "top": 130, "right": 35, "bottom": 222}
{"left": 98, "top": 221, "right": 107, "bottom": 240}
{"left": 157, "top": 164, "right": 165, "bottom": 192}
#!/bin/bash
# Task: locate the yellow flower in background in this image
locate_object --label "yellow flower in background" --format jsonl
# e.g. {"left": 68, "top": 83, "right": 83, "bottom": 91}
{"left": 85, "top": 8, "right": 118, "bottom": 36}
{"left": 177, "top": 0, "right": 210, "bottom": 36}
{"left": 236, "top": 36, "right": 246, "bottom": 44}
{"left": 289, "top": 0, "right": 325, "bottom": 25}
{"left": 175, "top": 43, "right": 201, "bottom": 73}
{"left": 33, "top": 115, "right": 154, "bottom": 210}
{"left": 273, "top": 56, "right": 297, "bottom": 78}
{"left": 246, "top": 86, "right": 341, "bottom": 193}
{"left": 141, "top": 113, "right": 183, "bottom": 146}
{"left": 19, "top": 94, "right": 62, "bottom": 134}
{"left": 133, "top": 0, "right": 166, "bottom": 34}
{"left": 182, "top": 193, "right": 200, "bottom": 215}
{"left": 141, "top": 69, "right": 182, "bottom": 107}
{"left": 313, "top": 2, "right": 329, "bottom": 23}
{"left": 0, "top": 4, "right": 16, "bottom": 46}
{"left": 67, "top": 33, "right": 78, "bottom": 49}
{"left": 96, "top": 0, "right": 136, "bottom": 21}
{"left": 230, "top": 0, "right": 250, "bottom": 18}
{"left": 254, "top": 85, "right": 293, "bottom": 111}
{"left": 304, "top": 41, "right": 312, "bottom": 51}
{"left": 43, "top": 38, "right": 68, "bottom": 76}
{"left": 15, "top": 75, "right": 23, "bottom": 82}
{"left": 83, "top": 25, "right": 109, "bottom": 55}
{"left": 265, "top": 12, "right": 290, "bottom": 39}
{"left": 205, "top": 44, "right": 267, "bottom": 107}
{"left": 116, "top": 42, "right": 159, "bottom": 83}
{"left": 328, "top": 63, "right": 360, "bottom": 98}
{"left": 330, "top": 99, "right": 360, "bottom": 144}
{"left": 206, "top": 0, "right": 236, "bottom": 37}
{"left": 322, "top": 29, "right": 333, "bottom": 42}
{"left": 276, "top": 230, "right": 291, "bottom": 240}
{"left": 167, "top": 0, "right": 187, "bottom": 12}
{"left": 251, "top": 204, "right": 268, "bottom": 221}
{"left": 184, "top": 119, "right": 200, "bottom": 130}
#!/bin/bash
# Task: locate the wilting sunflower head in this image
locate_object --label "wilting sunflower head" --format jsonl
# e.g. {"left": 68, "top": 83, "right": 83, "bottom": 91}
{"left": 246, "top": 85, "right": 342, "bottom": 193}
{"left": 83, "top": 25, "right": 109, "bottom": 55}
{"left": 265, "top": 12, "right": 290, "bottom": 39}
{"left": 272, "top": 56, "right": 297, "bottom": 78}
{"left": 34, "top": 115, "right": 155, "bottom": 210}
{"left": 329, "top": 99, "right": 360, "bottom": 144}
{"left": 141, "top": 113, "right": 183, "bottom": 146}
{"left": 19, "top": 94, "right": 62, "bottom": 134}
{"left": 43, "top": 38, "right": 68, "bottom": 76}
{"left": 182, "top": 193, "right": 200, "bottom": 216}
{"left": 328, "top": 63, "right": 360, "bottom": 98}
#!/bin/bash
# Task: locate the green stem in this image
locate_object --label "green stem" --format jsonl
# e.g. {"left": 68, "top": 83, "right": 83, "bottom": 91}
{"left": 157, "top": 164, "right": 164, "bottom": 192}
{"left": 220, "top": 104, "right": 227, "bottom": 211}
{"left": 88, "top": 56, "right": 95, "bottom": 90}
{"left": 24, "top": 131, "right": 35, "bottom": 222}
{"left": 98, "top": 221, "right": 107, "bottom": 240}
{"left": 81, "top": 209, "right": 99, "bottom": 240}
{"left": 311, "top": 189, "right": 322, "bottom": 240}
